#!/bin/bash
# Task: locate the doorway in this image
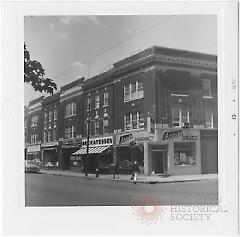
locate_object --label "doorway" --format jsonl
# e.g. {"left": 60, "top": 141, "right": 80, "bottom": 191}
{"left": 152, "top": 148, "right": 167, "bottom": 174}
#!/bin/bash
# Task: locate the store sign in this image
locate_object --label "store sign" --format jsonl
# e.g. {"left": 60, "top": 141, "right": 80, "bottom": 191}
{"left": 82, "top": 136, "right": 113, "bottom": 147}
{"left": 117, "top": 131, "right": 155, "bottom": 145}
{"left": 63, "top": 138, "right": 82, "bottom": 146}
{"left": 41, "top": 141, "right": 59, "bottom": 147}
{"left": 162, "top": 130, "right": 183, "bottom": 140}
{"left": 162, "top": 130, "right": 198, "bottom": 141}
{"left": 27, "top": 144, "right": 40, "bottom": 152}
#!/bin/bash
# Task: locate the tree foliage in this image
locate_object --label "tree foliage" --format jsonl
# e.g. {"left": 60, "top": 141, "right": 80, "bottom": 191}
{"left": 24, "top": 43, "right": 57, "bottom": 95}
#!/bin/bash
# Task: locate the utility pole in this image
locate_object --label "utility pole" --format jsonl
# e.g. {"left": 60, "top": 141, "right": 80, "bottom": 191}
{"left": 85, "top": 104, "right": 91, "bottom": 176}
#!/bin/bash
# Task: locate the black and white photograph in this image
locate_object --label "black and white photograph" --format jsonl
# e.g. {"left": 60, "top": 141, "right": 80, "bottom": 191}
{"left": 1, "top": 1, "right": 239, "bottom": 235}
{"left": 24, "top": 14, "right": 218, "bottom": 207}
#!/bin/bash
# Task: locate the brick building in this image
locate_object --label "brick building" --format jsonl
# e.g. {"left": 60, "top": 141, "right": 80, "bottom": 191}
{"left": 25, "top": 46, "right": 218, "bottom": 176}
{"left": 25, "top": 96, "right": 44, "bottom": 161}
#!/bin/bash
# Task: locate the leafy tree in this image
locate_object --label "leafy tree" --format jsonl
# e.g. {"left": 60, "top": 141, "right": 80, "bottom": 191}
{"left": 24, "top": 43, "right": 57, "bottom": 95}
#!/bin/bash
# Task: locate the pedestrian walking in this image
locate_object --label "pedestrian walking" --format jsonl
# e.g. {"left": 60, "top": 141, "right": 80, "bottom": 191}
{"left": 131, "top": 161, "right": 140, "bottom": 184}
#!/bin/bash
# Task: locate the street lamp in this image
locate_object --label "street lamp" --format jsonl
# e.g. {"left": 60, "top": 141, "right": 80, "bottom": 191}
{"left": 85, "top": 104, "right": 91, "bottom": 176}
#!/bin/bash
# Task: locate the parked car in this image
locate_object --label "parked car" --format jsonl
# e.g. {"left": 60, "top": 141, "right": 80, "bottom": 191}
{"left": 25, "top": 160, "right": 40, "bottom": 173}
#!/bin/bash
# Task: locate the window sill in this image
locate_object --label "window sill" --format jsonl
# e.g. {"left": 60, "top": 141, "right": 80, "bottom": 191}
{"left": 203, "top": 96, "right": 213, "bottom": 99}
{"left": 102, "top": 105, "right": 108, "bottom": 108}
{"left": 123, "top": 97, "right": 144, "bottom": 103}
{"left": 175, "top": 164, "right": 197, "bottom": 167}
{"left": 65, "top": 114, "right": 76, "bottom": 119}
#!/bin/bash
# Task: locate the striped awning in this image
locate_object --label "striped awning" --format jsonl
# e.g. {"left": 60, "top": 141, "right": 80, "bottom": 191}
{"left": 73, "top": 146, "right": 110, "bottom": 155}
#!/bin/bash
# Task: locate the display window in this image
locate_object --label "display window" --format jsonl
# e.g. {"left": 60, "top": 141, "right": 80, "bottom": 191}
{"left": 174, "top": 142, "right": 196, "bottom": 166}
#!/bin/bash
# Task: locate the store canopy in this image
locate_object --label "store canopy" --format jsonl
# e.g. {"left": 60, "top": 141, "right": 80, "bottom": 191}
{"left": 72, "top": 146, "right": 110, "bottom": 156}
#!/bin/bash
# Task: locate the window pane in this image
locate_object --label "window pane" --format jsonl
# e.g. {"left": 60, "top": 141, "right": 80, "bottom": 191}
{"left": 139, "top": 112, "right": 145, "bottom": 129}
{"left": 104, "top": 92, "right": 108, "bottom": 106}
{"left": 124, "top": 114, "right": 131, "bottom": 131}
{"left": 132, "top": 112, "right": 138, "bottom": 129}
{"left": 95, "top": 95, "right": 100, "bottom": 108}
{"left": 73, "top": 102, "right": 77, "bottom": 114}
{"left": 124, "top": 85, "right": 130, "bottom": 101}
{"left": 203, "top": 79, "right": 211, "bottom": 97}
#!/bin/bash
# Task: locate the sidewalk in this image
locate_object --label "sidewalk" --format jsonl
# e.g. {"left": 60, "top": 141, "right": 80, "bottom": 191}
{"left": 40, "top": 169, "right": 218, "bottom": 184}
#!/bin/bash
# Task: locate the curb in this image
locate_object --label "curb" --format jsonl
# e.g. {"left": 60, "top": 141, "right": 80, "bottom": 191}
{"left": 39, "top": 171, "right": 217, "bottom": 184}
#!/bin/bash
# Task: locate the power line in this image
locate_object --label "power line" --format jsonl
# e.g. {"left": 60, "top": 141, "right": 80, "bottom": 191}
{"left": 53, "top": 15, "right": 176, "bottom": 80}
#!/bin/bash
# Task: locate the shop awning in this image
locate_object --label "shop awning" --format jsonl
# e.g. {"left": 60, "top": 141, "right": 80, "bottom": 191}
{"left": 73, "top": 146, "right": 110, "bottom": 155}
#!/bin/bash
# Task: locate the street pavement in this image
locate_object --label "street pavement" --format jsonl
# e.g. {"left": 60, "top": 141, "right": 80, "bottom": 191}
{"left": 25, "top": 173, "right": 218, "bottom": 206}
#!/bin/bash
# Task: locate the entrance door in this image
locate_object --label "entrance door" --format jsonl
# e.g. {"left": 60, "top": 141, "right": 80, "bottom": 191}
{"left": 152, "top": 150, "right": 167, "bottom": 174}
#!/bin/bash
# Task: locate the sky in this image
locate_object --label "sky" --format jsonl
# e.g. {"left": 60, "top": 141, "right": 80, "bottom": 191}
{"left": 24, "top": 15, "right": 217, "bottom": 105}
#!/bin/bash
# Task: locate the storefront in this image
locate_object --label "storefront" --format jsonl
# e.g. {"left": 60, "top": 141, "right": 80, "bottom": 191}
{"left": 115, "top": 130, "right": 156, "bottom": 174}
{"left": 144, "top": 128, "right": 201, "bottom": 176}
{"left": 72, "top": 135, "right": 113, "bottom": 173}
{"left": 26, "top": 144, "right": 41, "bottom": 161}
{"left": 41, "top": 141, "right": 59, "bottom": 169}
{"left": 61, "top": 138, "right": 82, "bottom": 170}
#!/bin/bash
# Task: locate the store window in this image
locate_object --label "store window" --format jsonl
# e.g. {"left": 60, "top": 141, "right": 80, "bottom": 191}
{"left": 172, "top": 104, "right": 189, "bottom": 127}
{"left": 205, "top": 109, "right": 213, "bottom": 129}
{"left": 103, "top": 92, "right": 109, "bottom": 106}
{"left": 203, "top": 79, "right": 212, "bottom": 97}
{"left": 174, "top": 142, "right": 196, "bottom": 166}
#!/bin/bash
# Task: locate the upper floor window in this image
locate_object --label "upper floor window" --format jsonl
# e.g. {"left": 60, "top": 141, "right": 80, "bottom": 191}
{"left": 53, "top": 108, "right": 57, "bottom": 120}
{"left": 44, "top": 111, "right": 47, "bottom": 123}
{"left": 103, "top": 118, "right": 109, "bottom": 134}
{"left": 94, "top": 120, "right": 100, "bottom": 136}
{"left": 172, "top": 104, "right": 189, "bottom": 127}
{"left": 65, "top": 125, "right": 76, "bottom": 139}
{"left": 30, "top": 134, "right": 38, "bottom": 144}
{"left": 53, "top": 129, "right": 57, "bottom": 141}
{"left": 65, "top": 102, "right": 76, "bottom": 117}
{"left": 124, "top": 112, "right": 145, "bottom": 131}
{"left": 205, "top": 109, "right": 213, "bottom": 129}
{"left": 48, "top": 130, "right": 52, "bottom": 142}
{"left": 44, "top": 129, "right": 47, "bottom": 143}
{"left": 31, "top": 115, "right": 38, "bottom": 127}
{"left": 87, "top": 97, "right": 91, "bottom": 110}
{"left": 103, "top": 92, "right": 109, "bottom": 106}
{"left": 124, "top": 81, "right": 144, "bottom": 102}
{"left": 203, "top": 79, "right": 212, "bottom": 97}
{"left": 49, "top": 110, "right": 52, "bottom": 122}
{"left": 95, "top": 95, "right": 100, "bottom": 109}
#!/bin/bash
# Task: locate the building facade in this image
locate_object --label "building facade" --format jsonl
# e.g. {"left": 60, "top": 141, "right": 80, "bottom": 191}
{"left": 25, "top": 46, "right": 218, "bottom": 176}
{"left": 25, "top": 96, "right": 44, "bottom": 161}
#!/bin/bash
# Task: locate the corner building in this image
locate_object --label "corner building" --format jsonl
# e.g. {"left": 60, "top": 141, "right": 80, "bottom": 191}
{"left": 25, "top": 45, "right": 218, "bottom": 176}
{"left": 111, "top": 46, "right": 217, "bottom": 175}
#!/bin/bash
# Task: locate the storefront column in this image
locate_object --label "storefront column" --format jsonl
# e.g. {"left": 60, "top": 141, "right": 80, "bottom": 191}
{"left": 113, "top": 146, "right": 117, "bottom": 164}
{"left": 167, "top": 142, "right": 174, "bottom": 175}
{"left": 144, "top": 142, "right": 152, "bottom": 176}
{"left": 41, "top": 149, "right": 44, "bottom": 169}
{"left": 58, "top": 147, "right": 63, "bottom": 170}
